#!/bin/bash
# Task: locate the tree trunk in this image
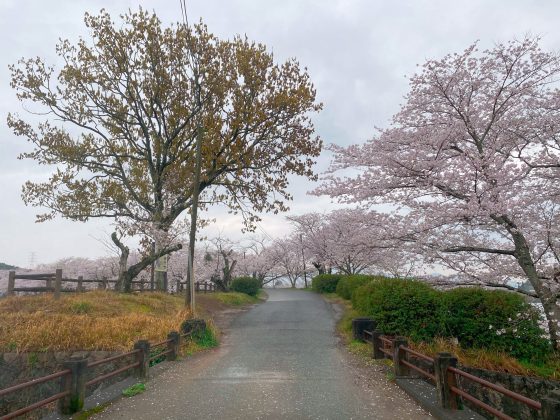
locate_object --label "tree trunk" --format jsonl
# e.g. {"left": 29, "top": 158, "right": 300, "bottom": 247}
{"left": 495, "top": 215, "right": 560, "bottom": 350}
{"left": 153, "top": 231, "right": 167, "bottom": 291}
{"left": 112, "top": 232, "right": 130, "bottom": 292}
{"left": 111, "top": 232, "right": 182, "bottom": 293}
{"left": 220, "top": 250, "right": 237, "bottom": 291}
{"left": 211, "top": 273, "right": 227, "bottom": 292}
{"left": 313, "top": 262, "right": 326, "bottom": 275}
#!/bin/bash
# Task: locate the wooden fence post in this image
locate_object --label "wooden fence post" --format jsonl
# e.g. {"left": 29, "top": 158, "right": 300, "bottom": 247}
{"left": 393, "top": 337, "right": 409, "bottom": 378}
{"left": 54, "top": 269, "right": 62, "bottom": 300}
{"left": 434, "top": 352, "right": 460, "bottom": 410}
{"left": 542, "top": 389, "right": 560, "bottom": 420}
{"left": 7, "top": 271, "right": 15, "bottom": 296}
{"left": 372, "top": 330, "right": 384, "bottom": 359}
{"left": 77, "top": 276, "right": 83, "bottom": 292}
{"left": 352, "top": 318, "right": 376, "bottom": 341}
{"left": 59, "top": 356, "right": 88, "bottom": 414}
{"left": 181, "top": 319, "right": 207, "bottom": 337}
{"left": 134, "top": 340, "right": 150, "bottom": 379}
{"left": 167, "top": 331, "right": 180, "bottom": 361}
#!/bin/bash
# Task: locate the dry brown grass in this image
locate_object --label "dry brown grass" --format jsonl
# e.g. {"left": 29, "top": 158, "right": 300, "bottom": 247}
{"left": 410, "top": 338, "right": 560, "bottom": 380}
{"left": 0, "top": 291, "right": 192, "bottom": 352}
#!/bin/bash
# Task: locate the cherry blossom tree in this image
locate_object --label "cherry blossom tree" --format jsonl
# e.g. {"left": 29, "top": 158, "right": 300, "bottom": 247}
{"left": 287, "top": 213, "right": 331, "bottom": 274}
{"left": 236, "top": 236, "right": 286, "bottom": 286}
{"left": 290, "top": 210, "right": 419, "bottom": 277}
{"left": 316, "top": 37, "right": 560, "bottom": 348}
{"left": 266, "top": 237, "right": 310, "bottom": 288}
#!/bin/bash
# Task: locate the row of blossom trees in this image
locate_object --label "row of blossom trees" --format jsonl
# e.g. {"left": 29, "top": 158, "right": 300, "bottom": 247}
{"left": 314, "top": 37, "right": 560, "bottom": 349}
{"left": 19, "top": 207, "right": 415, "bottom": 292}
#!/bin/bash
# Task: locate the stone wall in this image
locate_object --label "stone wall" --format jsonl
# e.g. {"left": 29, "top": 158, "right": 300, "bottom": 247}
{"left": 0, "top": 350, "right": 136, "bottom": 418}
{"left": 405, "top": 357, "right": 559, "bottom": 419}
{"left": 458, "top": 366, "right": 560, "bottom": 419}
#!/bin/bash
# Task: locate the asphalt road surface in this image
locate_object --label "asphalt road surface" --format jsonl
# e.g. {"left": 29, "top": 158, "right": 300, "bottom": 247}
{"left": 94, "top": 289, "right": 430, "bottom": 419}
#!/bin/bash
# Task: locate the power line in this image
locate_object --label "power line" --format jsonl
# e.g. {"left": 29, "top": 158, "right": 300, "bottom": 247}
{"left": 180, "top": 0, "right": 189, "bottom": 27}
{"left": 237, "top": 200, "right": 274, "bottom": 241}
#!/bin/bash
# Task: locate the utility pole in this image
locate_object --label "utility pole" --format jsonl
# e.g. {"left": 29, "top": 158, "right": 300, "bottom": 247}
{"left": 179, "top": 0, "right": 203, "bottom": 312}
{"left": 185, "top": 124, "right": 203, "bottom": 311}
{"left": 300, "top": 233, "right": 307, "bottom": 288}
{"left": 150, "top": 241, "right": 155, "bottom": 290}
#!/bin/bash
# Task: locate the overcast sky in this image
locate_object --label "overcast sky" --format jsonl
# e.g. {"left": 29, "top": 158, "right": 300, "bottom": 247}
{"left": 1, "top": 0, "right": 559, "bottom": 268}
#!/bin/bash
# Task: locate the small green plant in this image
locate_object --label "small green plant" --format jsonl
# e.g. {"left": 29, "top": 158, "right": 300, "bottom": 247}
{"left": 194, "top": 327, "right": 219, "bottom": 349}
{"left": 27, "top": 352, "right": 39, "bottom": 368}
{"left": 312, "top": 274, "right": 343, "bottom": 293}
{"left": 231, "top": 277, "right": 261, "bottom": 296}
{"left": 148, "top": 348, "right": 167, "bottom": 367}
{"left": 386, "top": 370, "right": 395, "bottom": 381}
{"left": 122, "top": 383, "right": 145, "bottom": 397}
{"left": 70, "top": 301, "right": 92, "bottom": 314}
{"left": 73, "top": 403, "right": 109, "bottom": 420}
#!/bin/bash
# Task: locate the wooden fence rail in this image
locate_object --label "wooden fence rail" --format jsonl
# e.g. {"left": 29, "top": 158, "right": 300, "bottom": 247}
{"left": 0, "top": 319, "right": 206, "bottom": 419}
{"left": 6, "top": 270, "right": 217, "bottom": 298}
{"left": 176, "top": 280, "right": 217, "bottom": 293}
{"left": 352, "top": 318, "right": 560, "bottom": 419}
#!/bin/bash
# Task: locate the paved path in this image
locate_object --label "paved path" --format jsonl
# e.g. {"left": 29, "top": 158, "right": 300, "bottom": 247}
{"left": 94, "top": 290, "right": 430, "bottom": 419}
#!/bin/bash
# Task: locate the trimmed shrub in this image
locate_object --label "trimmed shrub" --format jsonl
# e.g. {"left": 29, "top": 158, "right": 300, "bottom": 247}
{"left": 350, "top": 278, "right": 551, "bottom": 361}
{"left": 336, "top": 274, "right": 379, "bottom": 300}
{"left": 312, "top": 274, "right": 342, "bottom": 293}
{"left": 441, "top": 288, "right": 550, "bottom": 361}
{"left": 230, "top": 277, "right": 260, "bottom": 296}
{"left": 352, "top": 278, "right": 443, "bottom": 342}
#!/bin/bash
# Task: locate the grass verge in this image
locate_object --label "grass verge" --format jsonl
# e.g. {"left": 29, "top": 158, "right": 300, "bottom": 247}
{"left": 0, "top": 291, "right": 192, "bottom": 352}
{"left": 211, "top": 291, "right": 263, "bottom": 306}
{"left": 0, "top": 290, "right": 262, "bottom": 353}
{"left": 321, "top": 293, "right": 560, "bottom": 380}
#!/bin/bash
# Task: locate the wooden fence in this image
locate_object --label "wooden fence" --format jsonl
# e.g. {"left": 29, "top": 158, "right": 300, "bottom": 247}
{"left": 352, "top": 318, "right": 560, "bottom": 419}
{"left": 6, "top": 270, "right": 216, "bottom": 298}
{"left": 176, "top": 279, "right": 217, "bottom": 293}
{"left": 0, "top": 319, "right": 206, "bottom": 419}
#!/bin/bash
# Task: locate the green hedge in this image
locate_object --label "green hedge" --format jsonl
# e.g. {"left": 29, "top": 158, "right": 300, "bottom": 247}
{"left": 441, "top": 288, "right": 550, "bottom": 360}
{"left": 352, "top": 278, "right": 443, "bottom": 342}
{"left": 351, "top": 278, "right": 550, "bottom": 360}
{"left": 231, "top": 277, "right": 260, "bottom": 296}
{"left": 312, "top": 274, "right": 343, "bottom": 293}
{"left": 336, "top": 274, "right": 379, "bottom": 300}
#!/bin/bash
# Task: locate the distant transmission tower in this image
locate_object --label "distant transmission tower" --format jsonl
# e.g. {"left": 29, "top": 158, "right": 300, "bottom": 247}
{"left": 28, "top": 251, "right": 37, "bottom": 269}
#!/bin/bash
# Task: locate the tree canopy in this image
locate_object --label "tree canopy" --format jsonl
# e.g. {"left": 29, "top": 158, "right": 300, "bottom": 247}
{"left": 316, "top": 37, "right": 560, "bottom": 349}
{"left": 9, "top": 9, "right": 322, "bottom": 290}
